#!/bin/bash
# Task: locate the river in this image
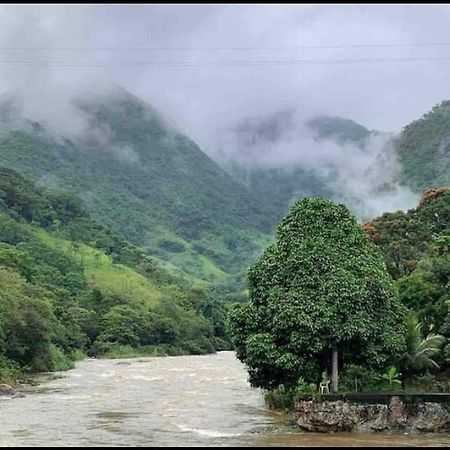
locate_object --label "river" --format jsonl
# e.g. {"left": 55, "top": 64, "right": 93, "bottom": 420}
{"left": 0, "top": 352, "right": 449, "bottom": 447}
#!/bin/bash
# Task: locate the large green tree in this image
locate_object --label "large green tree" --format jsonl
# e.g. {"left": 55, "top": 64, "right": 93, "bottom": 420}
{"left": 228, "top": 197, "right": 406, "bottom": 392}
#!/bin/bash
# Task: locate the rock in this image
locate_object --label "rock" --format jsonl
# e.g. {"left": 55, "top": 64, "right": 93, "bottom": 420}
{"left": 359, "top": 404, "right": 389, "bottom": 431}
{"left": 413, "top": 403, "right": 450, "bottom": 432}
{"left": 0, "top": 383, "right": 16, "bottom": 396}
{"left": 388, "top": 396, "right": 409, "bottom": 429}
{"left": 295, "top": 400, "right": 358, "bottom": 432}
{"left": 294, "top": 397, "right": 450, "bottom": 433}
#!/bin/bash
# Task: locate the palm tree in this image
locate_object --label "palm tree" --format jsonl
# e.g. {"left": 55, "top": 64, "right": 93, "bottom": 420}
{"left": 398, "top": 313, "right": 445, "bottom": 390}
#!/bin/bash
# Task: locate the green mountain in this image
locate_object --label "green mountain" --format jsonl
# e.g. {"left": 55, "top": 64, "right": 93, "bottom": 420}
{"left": 306, "top": 115, "right": 372, "bottom": 144}
{"left": 226, "top": 163, "right": 334, "bottom": 225}
{"left": 395, "top": 100, "right": 450, "bottom": 192}
{"left": 217, "top": 111, "right": 379, "bottom": 224}
{"left": 0, "top": 166, "right": 232, "bottom": 380}
{"left": 0, "top": 88, "right": 271, "bottom": 286}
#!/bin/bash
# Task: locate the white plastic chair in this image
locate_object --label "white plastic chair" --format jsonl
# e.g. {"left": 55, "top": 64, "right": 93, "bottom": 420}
{"left": 320, "top": 379, "right": 330, "bottom": 394}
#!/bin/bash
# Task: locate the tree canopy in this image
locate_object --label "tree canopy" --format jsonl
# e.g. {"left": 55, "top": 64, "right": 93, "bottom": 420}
{"left": 228, "top": 197, "right": 406, "bottom": 390}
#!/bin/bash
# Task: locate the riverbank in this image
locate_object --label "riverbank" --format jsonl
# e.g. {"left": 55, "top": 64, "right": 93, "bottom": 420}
{"left": 293, "top": 396, "right": 450, "bottom": 433}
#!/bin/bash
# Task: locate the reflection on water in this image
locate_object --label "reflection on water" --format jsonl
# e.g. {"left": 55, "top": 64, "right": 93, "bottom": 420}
{"left": 0, "top": 352, "right": 449, "bottom": 447}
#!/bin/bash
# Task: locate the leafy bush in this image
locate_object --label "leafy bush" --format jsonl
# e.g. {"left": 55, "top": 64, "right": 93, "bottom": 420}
{"left": 0, "top": 355, "right": 20, "bottom": 386}
{"left": 339, "top": 364, "right": 389, "bottom": 392}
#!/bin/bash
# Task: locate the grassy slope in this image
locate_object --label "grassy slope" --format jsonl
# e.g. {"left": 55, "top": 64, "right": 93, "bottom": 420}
{"left": 34, "top": 227, "right": 163, "bottom": 303}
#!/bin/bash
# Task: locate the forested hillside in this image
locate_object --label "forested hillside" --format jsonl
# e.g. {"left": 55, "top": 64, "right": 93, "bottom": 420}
{"left": 0, "top": 88, "right": 271, "bottom": 286}
{"left": 363, "top": 187, "right": 450, "bottom": 279}
{"left": 0, "top": 167, "right": 231, "bottom": 382}
{"left": 396, "top": 101, "right": 450, "bottom": 192}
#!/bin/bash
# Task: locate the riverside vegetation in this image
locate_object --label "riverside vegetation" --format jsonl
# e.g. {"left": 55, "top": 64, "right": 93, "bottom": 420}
{"left": 228, "top": 194, "right": 450, "bottom": 414}
{"left": 0, "top": 168, "right": 231, "bottom": 384}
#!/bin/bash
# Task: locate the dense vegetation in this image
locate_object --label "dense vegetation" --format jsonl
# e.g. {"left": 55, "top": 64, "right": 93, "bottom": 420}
{"left": 229, "top": 193, "right": 450, "bottom": 407}
{"left": 228, "top": 164, "right": 334, "bottom": 225}
{"left": 228, "top": 197, "right": 406, "bottom": 391}
{"left": 0, "top": 88, "right": 271, "bottom": 287}
{"left": 2, "top": 88, "right": 450, "bottom": 400}
{"left": 223, "top": 113, "right": 379, "bottom": 226}
{"left": 395, "top": 100, "right": 450, "bottom": 192}
{"left": 364, "top": 189, "right": 450, "bottom": 381}
{"left": 0, "top": 167, "right": 231, "bottom": 383}
{"left": 363, "top": 188, "right": 450, "bottom": 280}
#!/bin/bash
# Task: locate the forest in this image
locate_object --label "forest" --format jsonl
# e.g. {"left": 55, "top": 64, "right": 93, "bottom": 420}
{"left": 0, "top": 167, "right": 231, "bottom": 384}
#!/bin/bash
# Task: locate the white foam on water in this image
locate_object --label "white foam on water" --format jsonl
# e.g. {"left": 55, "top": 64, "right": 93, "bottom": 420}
{"left": 177, "top": 424, "right": 242, "bottom": 438}
{"left": 129, "top": 376, "right": 164, "bottom": 382}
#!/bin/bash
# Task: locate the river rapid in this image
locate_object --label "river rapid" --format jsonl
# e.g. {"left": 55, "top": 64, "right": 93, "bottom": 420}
{"left": 0, "top": 351, "right": 449, "bottom": 447}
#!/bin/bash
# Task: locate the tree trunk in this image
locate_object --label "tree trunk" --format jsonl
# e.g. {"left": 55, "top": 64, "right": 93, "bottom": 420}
{"left": 331, "top": 347, "right": 338, "bottom": 393}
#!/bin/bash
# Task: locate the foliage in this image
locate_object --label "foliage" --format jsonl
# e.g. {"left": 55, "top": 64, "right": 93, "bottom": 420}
{"left": 397, "top": 252, "right": 450, "bottom": 337}
{"left": 228, "top": 164, "right": 334, "bottom": 227}
{"left": 382, "top": 366, "right": 402, "bottom": 387}
{"left": 228, "top": 197, "right": 406, "bottom": 390}
{"left": 339, "top": 364, "right": 390, "bottom": 392}
{"left": 395, "top": 100, "right": 450, "bottom": 192}
{"left": 0, "top": 355, "right": 21, "bottom": 386}
{"left": 398, "top": 314, "right": 445, "bottom": 384}
{"left": 0, "top": 167, "right": 225, "bottom": 381}
{"left": 0, "top": 89, "right": 272, "bottom": 284}
{"left": 404, "top": 373, "right": 450, "bottom": 393}
{"left": 364, "top": 189, "right": 450, "bottom": 279}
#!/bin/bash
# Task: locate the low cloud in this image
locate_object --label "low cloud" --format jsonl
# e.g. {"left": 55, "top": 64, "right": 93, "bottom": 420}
{"left": 0, "top": 4, "right": 443, "bottom": 218}
{"left": 213, "top": 109, "right": 419, "bottom": 219}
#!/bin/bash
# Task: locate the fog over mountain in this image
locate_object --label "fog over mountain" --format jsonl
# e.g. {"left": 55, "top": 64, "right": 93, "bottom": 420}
{"left": 214, "top": 109, "right": 419, "bottom": 220}
{"left": 0, "top": 4, "right": 449, "bottom": 219}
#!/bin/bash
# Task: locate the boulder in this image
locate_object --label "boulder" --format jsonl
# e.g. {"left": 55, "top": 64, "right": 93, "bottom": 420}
{"left": 359, "top": 404, "right": 389, "bottom": 431}
{"left": 295, "top": 400, "right": 358, "bottom": 432}
{"left": 413, "top": 403, "right": 450, "bottom": 432}
{"left": 387, "top": 396, "right": 409, "bottom": 429}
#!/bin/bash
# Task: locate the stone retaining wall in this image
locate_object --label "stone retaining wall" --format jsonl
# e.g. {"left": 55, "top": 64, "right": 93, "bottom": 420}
{"left": 294, "top": 396, "right": 450, "bottom": 433}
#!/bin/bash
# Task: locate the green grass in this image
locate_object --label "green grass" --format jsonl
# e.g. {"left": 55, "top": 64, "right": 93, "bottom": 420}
{"left": 154, "top": 258, "right": 208, "bottom": 288}
{"left": 34, "top": 228, "right": 162, "bottom": 304}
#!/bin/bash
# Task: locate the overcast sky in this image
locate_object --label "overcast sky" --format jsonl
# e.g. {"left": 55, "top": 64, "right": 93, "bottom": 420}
{"left": 1, "top": 4, "right": 450, "bottom": 149}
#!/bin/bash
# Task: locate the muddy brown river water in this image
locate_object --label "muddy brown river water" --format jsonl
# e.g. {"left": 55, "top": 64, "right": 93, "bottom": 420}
{"left": 0, "top": 352, "right": 449, "bottom": 447}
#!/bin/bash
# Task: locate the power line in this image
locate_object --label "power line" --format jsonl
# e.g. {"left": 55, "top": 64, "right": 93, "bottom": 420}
{"left": 2, "top": 42, "right": 450, "bottom": 51}
{"left": 1, "top": 55, "right": 450, "bottom": 67}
